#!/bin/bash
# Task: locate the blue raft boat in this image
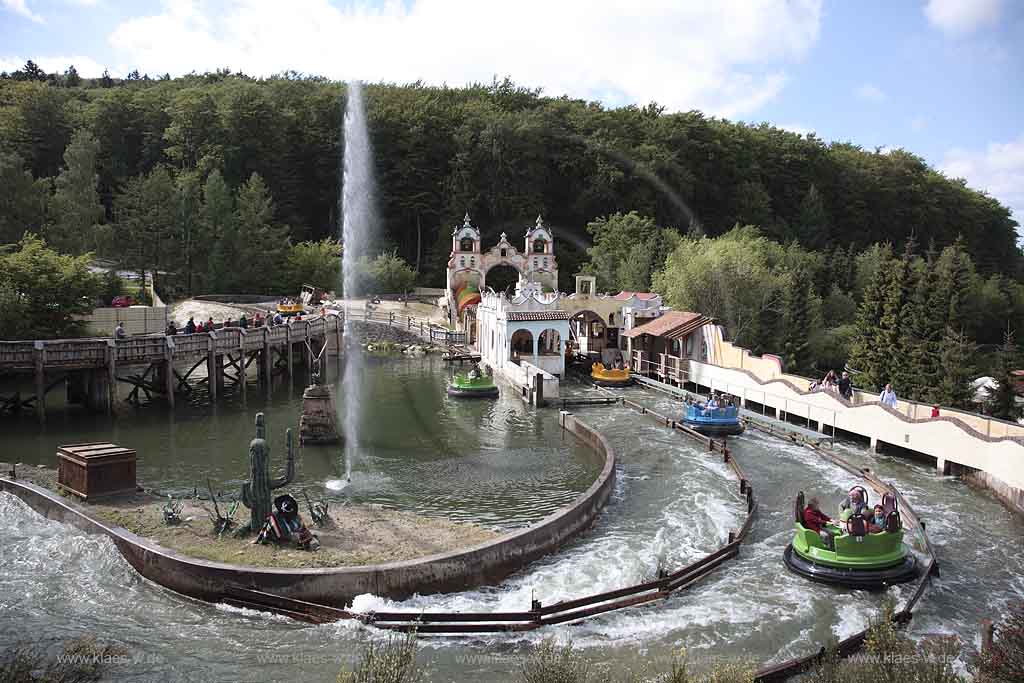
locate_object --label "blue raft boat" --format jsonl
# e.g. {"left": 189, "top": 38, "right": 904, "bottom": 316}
{"left": 681, "top": 402, "right": 745, "bottom": 436}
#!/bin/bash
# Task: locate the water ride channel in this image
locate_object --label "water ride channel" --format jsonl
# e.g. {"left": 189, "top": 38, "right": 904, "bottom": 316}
{"left": 1, "top": 356, "right": 1022, "bottom": 681}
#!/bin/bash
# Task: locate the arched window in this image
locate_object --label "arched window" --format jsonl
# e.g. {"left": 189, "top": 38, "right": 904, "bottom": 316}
{"left": 539, "top": 329, "right": 561, "bottom": 355}
{"left": 460, "top": 237, "right": 474, "bottom": 252}
{"left": 510, "top": 329, "right": 534, "bottom": 363}
{"left": 533, "top": 239, "right": 546, "bottom": 254}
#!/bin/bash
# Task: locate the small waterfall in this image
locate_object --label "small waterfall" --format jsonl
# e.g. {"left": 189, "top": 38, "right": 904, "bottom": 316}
{"left": 339, "top": 80, "right": 375, "bottom": 484}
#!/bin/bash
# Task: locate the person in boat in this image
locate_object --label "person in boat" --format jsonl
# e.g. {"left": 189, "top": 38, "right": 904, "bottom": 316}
{"left": 614, "top": 356, "right": 625, "bottom": 370}
{"left": 867, "top": 504, "right": 887, "bottom": 533}
{"left": 704, "top": 394, "right": 720, "bottom": 414}
{"left": 468, "top": 362, "right": 481, "bottom": 380}
{"left": 840, "top": 488, "right": 868, "bottom": 519}
{"left": 803, "top": 497, "right": 835, "bottom": 543}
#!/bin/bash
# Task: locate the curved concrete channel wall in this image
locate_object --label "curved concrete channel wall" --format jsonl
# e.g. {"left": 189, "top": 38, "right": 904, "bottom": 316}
{"left": 0, "top": 413, "right": 615, "bottom": 609}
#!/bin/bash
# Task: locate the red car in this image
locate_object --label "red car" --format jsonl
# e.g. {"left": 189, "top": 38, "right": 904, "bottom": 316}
{"left": 111, "top": 295, "right": 136, "bottom": 307}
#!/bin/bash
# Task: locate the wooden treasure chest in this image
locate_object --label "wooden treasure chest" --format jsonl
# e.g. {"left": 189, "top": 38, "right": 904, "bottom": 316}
{"left": 57, "top": 442, "right": 137, "bottom": 501}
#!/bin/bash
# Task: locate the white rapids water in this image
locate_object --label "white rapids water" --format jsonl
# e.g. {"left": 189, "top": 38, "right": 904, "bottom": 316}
{"left": 1, "top": 380, "right": 1022, "bottom": 681}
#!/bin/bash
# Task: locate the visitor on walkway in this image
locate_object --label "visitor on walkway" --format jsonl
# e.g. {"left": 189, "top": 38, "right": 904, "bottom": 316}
{"left": 223, "top": 318, "right": 233, "bottom": 328}
{"left": 114, "top": 322, "right": 127, "bottom": 340}
{"left": 822, "top": 370, "right": 838, "bottom": 391}
{"left": 239, "top": 314, "right": 248, "bottom": 329}
{"left": 204, "top": 317, "right": 215, "bottom": 332}
{"left": 273, "top": 312, "right": 284, "bottom": 326}
{"left": 837, "top": 371, "right": 853, "bottom": 400}
{"left": 879, "top": 383, "right": 898, "bottom": 408}
{"left": 185, "top": 317, "right": 196, "bottom": 334}
{"left": 253, "top": 312, "right": 263, "bottom": 327}
{"left": 165, "top": 321, "right": 177, "bottom": 336}
{"left": 931, "top": 405, "right": 940, "bottom": 418}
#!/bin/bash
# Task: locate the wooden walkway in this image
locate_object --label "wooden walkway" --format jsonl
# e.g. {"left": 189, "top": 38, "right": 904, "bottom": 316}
{"left": 0, "top": 315, "right": 342, "bottom": 422}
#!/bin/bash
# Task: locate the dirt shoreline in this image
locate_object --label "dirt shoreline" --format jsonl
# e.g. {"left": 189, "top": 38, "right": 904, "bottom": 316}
{"left": 2, "top": 463, "right": 501, "bottom": 569}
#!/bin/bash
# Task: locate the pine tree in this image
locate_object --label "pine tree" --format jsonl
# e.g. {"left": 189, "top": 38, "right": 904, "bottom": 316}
{"left": 936, "top": 235, "right": 972, "bottom": 332}
{"left": 849, "top": 244, "right": 895, "bottom": 390}
{"left": 877, "top": 238, "right": 917, "bottom": 392}
{"left": 233, "top": 173, "right": 289, "bottom": 294}
{"left": 797, "top": 183, "right": 830, "bottom": 249}
{"left": 936, "top": 327, "right": 976, "bottom": 409}
{"left": 900, "top": 248, "right": 944, "bottom": 402}
{"left": 783, "top": 267, "right": 813, "bottom": 374}
{"left": 990, "top": 326, "right": 1021, "bottom": 421}
{"left": 45, "top": 130, "right": 104, "bottom": 255}
{"left": 202, "top": 170, "right": 236, "bottom": 292}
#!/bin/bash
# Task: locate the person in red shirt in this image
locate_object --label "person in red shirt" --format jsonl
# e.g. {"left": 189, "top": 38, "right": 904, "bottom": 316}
{"left": 931, "top": 405, "right": 940, "bottom": 418}
{"left": 803, "top": 497, "right": 836, "bottom": 546}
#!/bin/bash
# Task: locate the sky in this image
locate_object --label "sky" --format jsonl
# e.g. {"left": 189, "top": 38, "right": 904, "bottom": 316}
{"left": 1, "top": 0, "right": 1022, "bottom": 224}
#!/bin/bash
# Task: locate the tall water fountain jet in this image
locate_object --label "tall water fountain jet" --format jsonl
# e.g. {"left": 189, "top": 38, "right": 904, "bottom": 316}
{"left": 339, "top": 80, "right": 375, "bottom": 485}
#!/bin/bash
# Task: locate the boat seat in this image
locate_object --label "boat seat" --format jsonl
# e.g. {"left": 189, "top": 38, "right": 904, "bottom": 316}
{"left": 882, "top": 492, "right": 897, "bottom": 515}
{"left": 885, "top": 510, "right": 902, "bottom": 533}
{"left": 846, "top": 514, "right": 868, "bottom": 540}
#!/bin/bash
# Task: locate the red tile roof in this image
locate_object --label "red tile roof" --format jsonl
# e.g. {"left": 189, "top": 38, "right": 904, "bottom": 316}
{"left": 506, "top": 311, "right": 571, "bottom": 321}
{"left": 624, "top": 311, "right": 712, "bottom": 339}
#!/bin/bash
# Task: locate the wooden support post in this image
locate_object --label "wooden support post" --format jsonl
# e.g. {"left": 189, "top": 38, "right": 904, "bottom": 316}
{"left": 260, "top": 328, "right": 272, "bottom": 392}
{"left": 164, "top": 337, "right": 175, "bottom": 409}
{"left": 33, "top": 341, "right": 45, "bottom": 424}
{"left": 106, "top": 339, "right": 117, "bottom": 414}
{"left": 207, "top": 333, "right": 218, "bottom": 402}
{"left": 305, "top": 324, "right": 313, "bottom": 384}
{"left": 238, "top": 332, "right": 247, "bottom": 405}
{"left": 286, "top": 325, "right": 293, "bottom": 377}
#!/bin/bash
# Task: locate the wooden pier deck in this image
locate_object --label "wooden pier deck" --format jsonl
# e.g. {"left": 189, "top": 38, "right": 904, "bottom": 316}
{"left": 0, "top": 315, "right": 342, "bottom": 422}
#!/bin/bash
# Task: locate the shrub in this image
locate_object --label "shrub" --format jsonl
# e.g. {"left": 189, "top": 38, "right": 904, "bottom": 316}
{"left": 336, "top": 630, "right": 426, "bottom": 683}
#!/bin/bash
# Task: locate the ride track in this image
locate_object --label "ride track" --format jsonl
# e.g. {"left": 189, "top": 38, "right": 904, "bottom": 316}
{"left": 218, "top": 387, "right": 939, "bottom": 682}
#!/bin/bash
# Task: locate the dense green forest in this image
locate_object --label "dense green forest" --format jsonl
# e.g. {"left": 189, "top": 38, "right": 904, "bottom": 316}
{"left": 1, "top": 63, "right": 1022, "bottom": 411}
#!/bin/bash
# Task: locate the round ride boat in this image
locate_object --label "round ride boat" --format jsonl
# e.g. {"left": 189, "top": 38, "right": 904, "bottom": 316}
{"left": 784, "top": 489, "right": 919, "bottom": 589}
{"left": 591, "top": 362, "right": 633, "bottom": 387}
{"left": 681, "top": 401, "right": 745, "bottom": 436}
{"left": 447, "top": 367, "right": 499, "bottom": 398}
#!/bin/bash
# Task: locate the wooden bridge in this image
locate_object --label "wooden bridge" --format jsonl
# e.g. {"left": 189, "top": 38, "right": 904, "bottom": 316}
{"left": 0, "top": 315, "right": 342, "bottom": 423}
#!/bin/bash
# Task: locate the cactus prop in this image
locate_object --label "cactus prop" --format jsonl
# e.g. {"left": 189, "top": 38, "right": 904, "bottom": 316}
{"left": 240, "top": 413, "right": 296, "bottom": 534}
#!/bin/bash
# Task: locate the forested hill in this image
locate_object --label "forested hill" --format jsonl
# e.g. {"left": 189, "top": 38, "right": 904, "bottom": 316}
{"left": 0, "top": 69, "right": 1019, "bottom": 290}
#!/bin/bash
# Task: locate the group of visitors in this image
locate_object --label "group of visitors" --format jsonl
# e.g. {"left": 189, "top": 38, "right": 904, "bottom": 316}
{"left": 164, "top": 309, "right": 320, "bottom": 336}
{"left": 802, "top": 488, "right": 894, "bottom": 544}
{"left": 808, "top": 370, "right": 854, "bottom": 400}
{"left": 684, "top": 391, "right": 736, "bottom": 415}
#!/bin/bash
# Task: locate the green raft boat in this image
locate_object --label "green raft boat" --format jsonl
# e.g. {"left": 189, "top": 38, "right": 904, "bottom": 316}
{"left": 783, "top": 488, "right": 918, "bottom": 589}
{"left": 447, "top": 369, "right": 499, "bottom": 398}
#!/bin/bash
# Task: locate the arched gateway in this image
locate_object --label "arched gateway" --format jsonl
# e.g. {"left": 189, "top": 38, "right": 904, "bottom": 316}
{"left": 445, "top": 214, "right": 559, "bottom": 326}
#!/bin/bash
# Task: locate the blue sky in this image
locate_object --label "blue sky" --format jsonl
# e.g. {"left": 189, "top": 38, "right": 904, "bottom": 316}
{"left": 2, "top": 0, "right": 1022, "bottom": 222}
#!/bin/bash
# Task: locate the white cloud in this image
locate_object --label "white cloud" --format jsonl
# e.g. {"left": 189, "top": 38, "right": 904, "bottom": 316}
{"left": 941, "top": 134, "right": 1024, "bottom": 221}
{"left": 855, "top": 83, "right": 886, "bottom": 102}
{"left": 106, "top": 0, "right": 823, "bottom": 118}
{"left": 2, "top": 0, "right": 44, "bottom": 23}
{"left": 910, "top": 116, "right": 928, "bottom": 132}
{"left": 0, "top": 55, "right": 113, "bottom": 77}
{"left": 924, "top": 0, "right": 1003, "bottom": 36}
